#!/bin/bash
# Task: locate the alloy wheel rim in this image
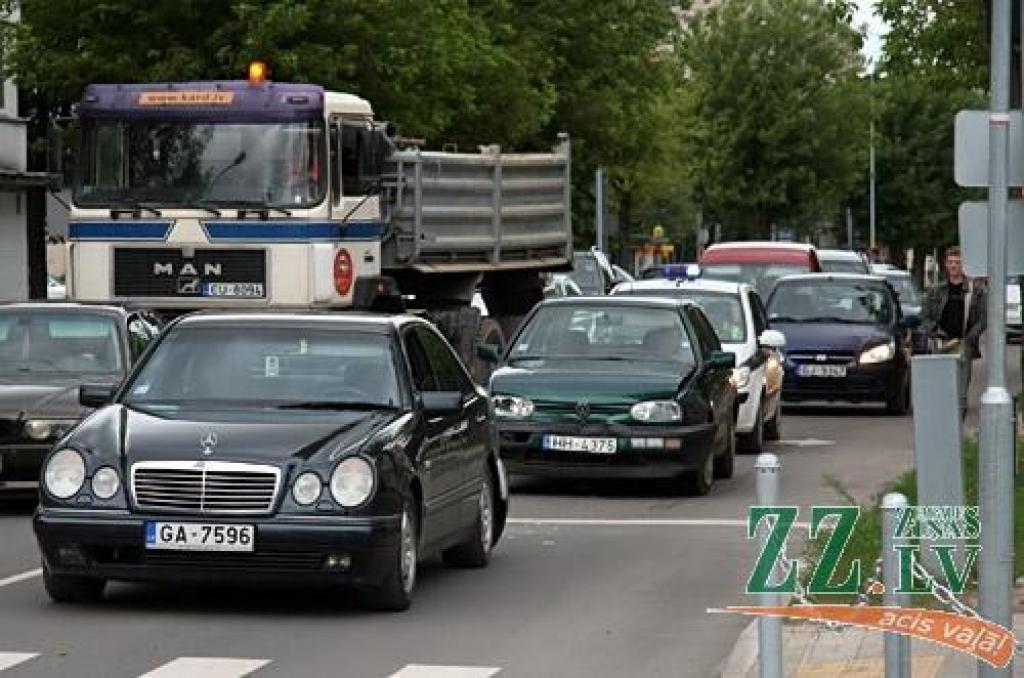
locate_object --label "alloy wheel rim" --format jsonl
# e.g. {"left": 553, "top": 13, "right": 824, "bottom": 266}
{"left": 400, "top": 509, "right": 416, "bottom": 594}
{"left": 479, "top": 480, "right": 493, "bottom": 554}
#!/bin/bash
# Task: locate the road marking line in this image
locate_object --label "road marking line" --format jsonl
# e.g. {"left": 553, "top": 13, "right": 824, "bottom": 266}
{"left": 509, "top": 518, "right": 811, "bottom": 529}
{"left": 0, "top": 568, "right": 41, "bottom": 589}
{"left": 389, "top": 666, "right": 501, "bottom": 678}
{"left": 138, "top": 657, "right": 270, "bottom": 678}
{"left": 0, "top": 653, "right": 38, "bottom": 671}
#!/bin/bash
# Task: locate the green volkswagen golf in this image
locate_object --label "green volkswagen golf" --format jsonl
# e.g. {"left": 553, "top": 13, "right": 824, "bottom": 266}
{"left": 487, "top": 297, "right": 737, "bottom": 495}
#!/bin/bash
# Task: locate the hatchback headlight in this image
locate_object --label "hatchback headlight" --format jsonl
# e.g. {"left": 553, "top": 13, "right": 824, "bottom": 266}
{"left": 730, "top": 366, "right": 751, "bottom": 390}
{"left": 91, "top": 466, "right": 120, "bottom": 499}
{"left": 23, "top": 419, "right": 75, "bottom": 442}
{"left": 859, "top": 341, "right": 896, "bottom": 364}
{"left": 330, "top": 457, "right": 375, "bottom": 507}
{"left": 292, "top": 471, "right": 322, "bottom": 506}
{"left": 492, "top": 395, "right": 535, "bottom": 419}
{"left": 44, "top": 448, "right": 86, "bottom": 499}
{"left": 630, "top": 400, "right": 682, "bottom": 423}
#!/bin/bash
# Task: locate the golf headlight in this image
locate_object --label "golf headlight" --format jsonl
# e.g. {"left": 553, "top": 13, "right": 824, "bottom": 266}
{"left": 630, "top": 400, "right": 682, "bottom": 423}
{"left": 292, "top": 471, "right": 322, "bottom": 506}
{"left": 730, "top": 366, "right": 751, "bottom": 390}
{"left": 44, "top": 448, "right": 86, "bottom": 499}
{"left": 859, "top": 341, "right": 896, "bottom": 364}
{"left": 330, "top": 457, "right": 375, "bottom": 507}
{"left": 91, "top": 466, "right": 120, "bottom": 499}
{"left": 24, "top": 419, "right": 74, "bottom": 442}
{"left": 493, "top": 395, "right": 535, "bottom": 419}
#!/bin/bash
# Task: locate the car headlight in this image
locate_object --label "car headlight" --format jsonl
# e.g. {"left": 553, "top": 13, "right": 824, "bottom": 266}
{"left": 730, "top": 366, "right": 751, "bottom": 390}
{"left": 292, "top": 471, "right": 322, "bottom": 506}
{"left": 859, "top": 341, "right": 896, "bottom": 364}
{"left": 23, "top": 419, "right": 75, "bottom": 442}
{"left": 492, "top": 395, "right": 535, "bottom": 419}
{"left": 91, "top": 466, "right": 120, "bottom": 499}
{"left": 330, "top": 457, "right": 375, "bottom": 508}
{"left": 630, "top": 400, "right": 682, "bottom": 423}
{"left": 44, "top": 448, "right": 86, "bottom": 499}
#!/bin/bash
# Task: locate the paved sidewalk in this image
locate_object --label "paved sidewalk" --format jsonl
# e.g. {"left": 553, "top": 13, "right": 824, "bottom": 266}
{"left": 720, "top": 614, "right": 1024, "bottom": 677}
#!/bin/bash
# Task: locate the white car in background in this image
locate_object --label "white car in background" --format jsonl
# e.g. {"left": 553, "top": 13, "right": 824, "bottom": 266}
{"left": 611, "top": 277, "right": 786, "bottom": 453}
{"left": 46, "top": 275, "right": 66, "bottom": 300}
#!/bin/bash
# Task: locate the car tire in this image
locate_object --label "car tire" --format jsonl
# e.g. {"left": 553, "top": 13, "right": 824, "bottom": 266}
{"left": 42, "top": 565, "right": 105, "bottom": 604}
{"left": 738, "top": 397, "right": 765, "bottom": 454}
{"left": 359, "top": 502, "right": 418, "bottom": 612}
{"left": 886, "top": 376, "right": 910, "bottom": 416}
{"left": 714, "top": 421, "right": 736, "bottom": 480}
{"left": 442, "top": 472, "right": 495, "bottom": 568}
{"left": 684, "top": 447, "right": 715, "bottom": 496}
{"left": 764, "top": 396, "right": 782, "bottom": 441}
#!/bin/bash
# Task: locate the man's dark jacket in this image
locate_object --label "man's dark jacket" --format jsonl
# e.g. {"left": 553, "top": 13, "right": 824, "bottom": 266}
{"left": 920, "top": 279, "right": 987, "bottom": 359}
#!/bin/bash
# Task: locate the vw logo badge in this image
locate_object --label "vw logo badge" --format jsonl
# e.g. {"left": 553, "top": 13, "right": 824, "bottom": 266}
{"left": 815, "top": 354, "right": 828, "bottom": 362}
{"left": 575, "top": 400, "right": 591, "bottom": 420}
{"left": 200, "top": 432, "right": 218, "bottom": 456}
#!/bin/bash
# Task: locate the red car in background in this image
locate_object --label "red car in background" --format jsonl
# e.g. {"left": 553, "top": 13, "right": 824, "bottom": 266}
{"left": 699, "top": 242, "right": 821, "bottom": 298}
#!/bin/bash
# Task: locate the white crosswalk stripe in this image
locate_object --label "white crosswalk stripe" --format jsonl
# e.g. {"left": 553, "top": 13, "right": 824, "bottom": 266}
{"left": 137, "top": 657, "right": 270, "bottom": 678}
{"left": 389, "top": 666, "right": 501, "bottom": 678}
{"left": 0, "top": 654, "right": 37, "bottom": 672}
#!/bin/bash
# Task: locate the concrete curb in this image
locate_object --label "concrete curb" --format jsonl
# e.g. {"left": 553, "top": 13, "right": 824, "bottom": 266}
{"left": 719, "top": 620, "right": 758, "bottom": 678}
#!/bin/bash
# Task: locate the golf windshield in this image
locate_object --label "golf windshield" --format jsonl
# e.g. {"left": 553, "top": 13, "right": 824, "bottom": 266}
{"left": 768, "top": 281, "right": 894, "bottom": 325}
{"left": 0, "top": 312, "right": 123, "bottom": 375}
{"left": 509, "top": 305, "right": 695, "bottom": 365}
{"left": 75, "top": 120, "right": 326, "bottom": 208}
{"left": 124, "top": 326, "right": 400, "bottom": 408}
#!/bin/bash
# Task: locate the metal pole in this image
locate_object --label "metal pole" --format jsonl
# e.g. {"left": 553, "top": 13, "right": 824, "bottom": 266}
{"left": 882, "top": 493, "right": 911, "bottom": 678}
{"left": 846, "top": 206, "right": 854, "bottom": 250}
{"left": 980, "top": 1, "right": 1015, "bottom": 675}
{"left": 595, "top": 167, "right": 604, "bottom": 252}
{"left": 755, "top": 453, "right": 782, "bottom": 678}
{"left": 695, "top": 209, "right": 704, "bottom": 260}
{"left": 869, "top": 70, "right": 877, "bottom": 250}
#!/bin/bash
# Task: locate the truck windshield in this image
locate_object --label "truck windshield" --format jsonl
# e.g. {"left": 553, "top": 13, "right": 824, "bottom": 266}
{"left": 74, "top": 120, "right": 326, "bottom": 209}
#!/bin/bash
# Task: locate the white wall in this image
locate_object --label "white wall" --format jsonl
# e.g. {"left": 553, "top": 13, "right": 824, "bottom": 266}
{"left": 0, "top": 191, "right": 28, "bottom": 300}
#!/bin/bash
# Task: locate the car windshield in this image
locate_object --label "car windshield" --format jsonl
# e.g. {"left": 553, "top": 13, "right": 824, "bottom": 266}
{"left": 569, "top": 254, "right": 605, "bottom": 294}
{"left": 615, "top": 289, "right": 747, "bottom": 342}
{"left": 74, "top": 119, "right": 326, "bottom": 209}
{"left": 820, "top": 259, "right": 869, "bottom": 274}
{"left": 884, "top": 275, "right": 920, "bottom": 305}
{"left": 700, "top": 262, "right": 807, "bottom": 298}
{"left": 509, "top": 305, "right": 695, "bottom": 366}
{"left": 124, "top": 326, "right": 400, "bottom": 409}
{"left": 768, "top": 281, "right": 894, "bottom": 325}
{"left": 0, "top": 312, "right": 123, "bottom": 375}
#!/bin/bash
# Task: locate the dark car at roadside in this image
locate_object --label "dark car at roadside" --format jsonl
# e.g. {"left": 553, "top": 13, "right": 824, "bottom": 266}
{"left": 0, "top": 303, "right": 161, "bottom": 493}
{"left": 487, "top": 297, "right": 737, "bottom": 495}
{"left": 766, "top": 274, "right": 914, "bottom": 414}
{"left": 34, "top": 312, "right": 508, "bottom": 611}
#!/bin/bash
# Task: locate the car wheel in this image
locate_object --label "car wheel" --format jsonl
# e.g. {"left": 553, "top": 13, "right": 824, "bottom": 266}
{"left": 42, "top": 564, "right": 105, "bottom": 604}
{"left": 714, "top": 420, "right": 736, "bottom": 480}
{"left": 886, "top": 375, "right": 910, "bottom": 416}
{"left": 442, "top": 472, "right": 495, "bottom": 568}
{"left": 738, "top": 396, "right": 765, "bottom": 454}
{"left": 764, "top": 396, "right": 782, "bottom": 441}
{"left": 359, "top": 502, "right": 418, "bottom": 612}
{"left": 684, "top": 448, "right": 715, "bottom": 496}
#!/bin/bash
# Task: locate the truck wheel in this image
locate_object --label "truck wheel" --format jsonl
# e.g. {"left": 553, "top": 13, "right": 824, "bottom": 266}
{"left": 471, "top": 319, "right": 505, "bottom": 384}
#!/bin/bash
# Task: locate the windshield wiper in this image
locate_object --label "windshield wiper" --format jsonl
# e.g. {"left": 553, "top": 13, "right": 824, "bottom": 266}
{"left": 182, "top": 200, "right": 224, "bottom": 217}
{"left": 803, "top": 316, "right": 866, "bottom": 324}
{"left": 275, "top": 401, "right": 399, "bottom": 411}
{"left": 109, "top": 202, "right": 163, "bottom": 218}
{"left": 228, "top": 199, "right": 292, "bottom": 218}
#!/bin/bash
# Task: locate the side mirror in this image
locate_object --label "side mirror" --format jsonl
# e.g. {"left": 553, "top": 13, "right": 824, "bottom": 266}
{"left": 476, "top": 342, "right": 501, "bottom": 364}
{"left": 758, "top": 329, "right": 786, "bottom": 350}
{"left": 79, "top": 383, "right": 116, "bottom": 409}
{"left": 421, "top": 391, "right": 462, "bottom": 414}
{"left": 706, "top": 350, "right": 736, "bottom": 370}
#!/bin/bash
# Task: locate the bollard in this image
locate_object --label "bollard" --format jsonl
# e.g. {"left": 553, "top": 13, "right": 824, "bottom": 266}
{"left": 755, "top": 452, "right": 783, "bottom": 678}
{"left": 882, "top": 492, "right": 910, "bottom": 678}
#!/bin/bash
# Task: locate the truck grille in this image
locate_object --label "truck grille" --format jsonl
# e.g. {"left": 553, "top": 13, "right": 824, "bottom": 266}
{"left": 131, "top": 461, "right": 281, "bottom": 514}
{"left": 113, "top": 248, "right": 266, "bottom": 298}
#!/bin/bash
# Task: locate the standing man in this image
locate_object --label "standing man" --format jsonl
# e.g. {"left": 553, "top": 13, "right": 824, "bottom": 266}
{"left": 921, "top": 247, "right": 988, "bottom": 412}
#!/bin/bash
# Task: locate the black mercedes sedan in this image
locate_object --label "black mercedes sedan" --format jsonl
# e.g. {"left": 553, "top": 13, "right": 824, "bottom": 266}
{"left": 486, "top": 297, "right": 737, "bottom": 495}
{"left": 0, "top": 303, "right": 162, "bottom": 492}
{"left": 34, "top": 312, "right": 507, "bottom": 611}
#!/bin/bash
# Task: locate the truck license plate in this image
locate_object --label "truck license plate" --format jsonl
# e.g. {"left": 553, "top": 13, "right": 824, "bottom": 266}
{"left": 543, "top": 435, "right": 617, "bottom": 454}
{"left": 145, "top": 521, "right": 255, "bottom": 552}
{"left": 203, "top": 282, "right": 264, "bottom": 298}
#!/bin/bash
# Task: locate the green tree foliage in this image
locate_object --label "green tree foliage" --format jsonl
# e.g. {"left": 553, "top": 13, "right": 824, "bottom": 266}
{"left": 681, "top": 0, "right": 869, "bottom": 239}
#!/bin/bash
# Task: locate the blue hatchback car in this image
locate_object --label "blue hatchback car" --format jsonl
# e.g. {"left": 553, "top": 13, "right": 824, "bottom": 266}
{"left": 766, "top": 274, "right": 914, "bottom": 414}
